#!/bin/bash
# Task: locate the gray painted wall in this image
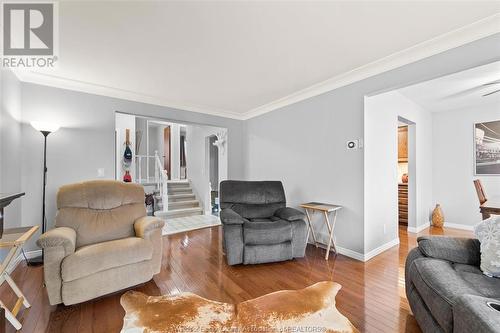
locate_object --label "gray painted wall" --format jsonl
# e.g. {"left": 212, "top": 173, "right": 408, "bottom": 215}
{"left": 0, "top": 70, "right": 23, "bottom": 230}
{"left": 433, "top": 102, "right": 500, "bottom": 228}
{"left": 0, "top": 70, "right": 23, "bottom": 259}
{"left": 365, "top": 91, "right": 433, "bottom": 253}
{"left": 244, "top": 34, "right": 500, "bottom": 255}
{"left": 19, "top": 83, "right": 245, "bottom": 250}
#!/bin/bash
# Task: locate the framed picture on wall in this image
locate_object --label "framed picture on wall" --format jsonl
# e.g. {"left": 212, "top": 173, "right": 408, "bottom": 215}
{"left": 475, "top": 120, "right": 500, "bottom": 175}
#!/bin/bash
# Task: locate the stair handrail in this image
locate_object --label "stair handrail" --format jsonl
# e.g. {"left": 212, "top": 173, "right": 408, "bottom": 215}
{"left": 154, "top": 151, "right": 169, "bottom": 211}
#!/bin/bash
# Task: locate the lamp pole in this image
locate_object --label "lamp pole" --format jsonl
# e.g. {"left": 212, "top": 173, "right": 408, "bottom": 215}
{"left": 28, "top": 129, "right": 53, "bottom": 266}
{"left": 41, "top": 130, "right": 50, "bottom": 234}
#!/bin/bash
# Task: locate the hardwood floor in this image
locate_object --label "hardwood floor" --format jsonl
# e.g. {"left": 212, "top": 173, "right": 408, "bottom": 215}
{"left": 1, "top": 225, "right": 472, "bottom": 333}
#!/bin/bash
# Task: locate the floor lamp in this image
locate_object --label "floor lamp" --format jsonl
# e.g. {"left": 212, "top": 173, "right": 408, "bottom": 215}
{"left": 29, "top": 121, "right": 59, "bottom": 265}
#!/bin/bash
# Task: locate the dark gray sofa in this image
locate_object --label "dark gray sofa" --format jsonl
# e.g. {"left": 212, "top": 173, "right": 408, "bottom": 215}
{"left": 405, "top": 236, "right": 500, "bottom": 333}
{"left": 219, "top": 180, "right": 308, "bottom": 265}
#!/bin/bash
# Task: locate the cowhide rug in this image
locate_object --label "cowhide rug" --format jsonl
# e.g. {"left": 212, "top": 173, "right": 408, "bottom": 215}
{"left": 120, "top": 281, "right": 358, "bottom": 333}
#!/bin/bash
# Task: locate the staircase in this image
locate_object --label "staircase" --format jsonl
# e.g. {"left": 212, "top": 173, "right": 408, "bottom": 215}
{"left": 154, "top": 180, "right": 203, "bottom": 219}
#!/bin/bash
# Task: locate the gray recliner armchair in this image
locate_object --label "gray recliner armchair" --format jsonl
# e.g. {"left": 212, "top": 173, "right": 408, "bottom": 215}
{"left": 220, "top": 180, "right": 308, "bottom": 265}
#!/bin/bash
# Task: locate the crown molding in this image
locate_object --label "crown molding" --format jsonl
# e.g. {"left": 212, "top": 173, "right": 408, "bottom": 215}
{"left": 12, "top": 70, "right": 246, "bottom": 120}
{"left": 241, "top": 13, "right": 500, "bottom": 120}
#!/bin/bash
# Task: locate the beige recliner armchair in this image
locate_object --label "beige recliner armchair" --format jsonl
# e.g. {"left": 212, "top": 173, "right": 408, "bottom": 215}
{"left": 37, "top": 180, "right": 164, "bottom": 306}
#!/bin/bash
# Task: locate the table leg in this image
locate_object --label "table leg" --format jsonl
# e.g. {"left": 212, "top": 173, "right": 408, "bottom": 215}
{"left": 304, "top": 209, "right": 318, "bottom": 247}
{"left": 330, "top": 211, "right": 338, "bottom": 253}
{"left": 324, "top": 210, "right": 338, "bottom": 260}
{"left": 0, "top": 300, "right": 21, "bottom": 330}
{"left": 5, "top": 275, "right": 30, "bottom": 308}
{"left": 0, "top": 245, "right": 29, "bottom": 329}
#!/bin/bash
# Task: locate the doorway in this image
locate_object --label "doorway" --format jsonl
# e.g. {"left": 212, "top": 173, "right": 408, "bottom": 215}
{"left": 397, "top": 117, "right": 416, "bottom": 229}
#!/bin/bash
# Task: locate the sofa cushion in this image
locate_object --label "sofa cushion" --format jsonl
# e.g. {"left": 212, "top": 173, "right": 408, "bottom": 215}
{"left": 231, "top": 203, "right": 284, "bottom": 219}
{"left": 244, "top": 242, "right": 293, "bottom": 264}
{"left": 417, "top": 236, "right": 480, "bottom": 265}
{"left": 243, "top": 220, "right": 292, "bottom": 245}
{"left": 249, "top": 218, "right": 280, "bottom": 222}
{"left": 454, "top": 263, "right": 500, "bottom": 298}
{"left": 410, "top": 258, "right": 500, "bottom": 333}
{"left": 220, "top": 181, "right": 286, "bottom": 206}
{"left": 55, "top": 180, "right": 146, "bottom": 248}
{"left": 410, "top": 258, "right": 478, "bottom": 333}
{"left": 62, "top": 237, "right": 153, "bottom": 282}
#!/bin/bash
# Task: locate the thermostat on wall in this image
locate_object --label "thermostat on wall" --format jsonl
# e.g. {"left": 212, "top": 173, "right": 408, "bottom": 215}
{"left": 346, "top": 140, "right": 359, "bottom": 150}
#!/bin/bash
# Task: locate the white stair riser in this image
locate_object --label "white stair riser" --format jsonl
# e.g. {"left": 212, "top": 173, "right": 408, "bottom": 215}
{"left": 169, "top": 201, "right": 200, "bottom": 209}
{"left": 155, "top": 209, "right": 203, "bottom": 219}
{"left": 168, "top": 194, "right": 196, "bottom": 202}
{"left": 167, "top": 184, "right": 191, "bottom": 189}
{"left": 168, "top": 188, "right": 193, "bottom": 194}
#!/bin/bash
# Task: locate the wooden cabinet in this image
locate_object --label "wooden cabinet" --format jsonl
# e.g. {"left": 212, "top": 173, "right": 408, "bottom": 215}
{"left": 398, "top": 184, "right": 408, "bottom": 225}
{"left": 398, "top": 126, "right": 408, "bottom": 162}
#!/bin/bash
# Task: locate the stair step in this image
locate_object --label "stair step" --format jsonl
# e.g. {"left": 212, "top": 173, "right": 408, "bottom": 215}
{"left": 168, "top": 200, "right": 200, "bottom": 209}
{"left": 154, "top": 207, "right": 203, "bottom": 219}
{"left": 167, "top": 181, "right": 190, "bottom": 188}
{"left": 168, "top": 187, "right": 193, "bottom": 194}
{"left": 168, "top": 194, "right": 196, "bottom": 202}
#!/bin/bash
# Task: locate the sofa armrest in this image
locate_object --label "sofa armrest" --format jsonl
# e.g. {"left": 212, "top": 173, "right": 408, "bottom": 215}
{"left": 274, "top": 207, "right": 305, "bottom": 221}
{"left": 134, "top": 216, "right": 165, "bottom": 240}
{"left": 37, "top": 227, "right": 76, "bottom": 256}
{"left": 417, "top": 236, "right": 480, "bottom": 265}
{"left": 454, "top": 295, "right": 500, "bottom": 333}
{"left": 36, "top": 227, "right": 76, "bottom": 305}
{"left": 220, "top": 208, "right": 248, "bottom": 225}
{"left": 134, "top": 216, "right": 165, "bottom": 275}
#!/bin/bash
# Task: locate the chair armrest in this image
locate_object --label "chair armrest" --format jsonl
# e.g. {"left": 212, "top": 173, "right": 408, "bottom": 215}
{"left": 417, "top": 236, "right": 480, "bottom": 265}
{"left": 454, "top": 295, "right": 500, "bottom": 333}
{"left": 274, "top": 207, "right": 305, "bottom": 222}
{"left": 134, "top": 216, "right": 165, "bottom": 239}
{"left": 37, "top": 227, "right": 76, "bottom": 257}
{"left": 220, "top": 209, "right": 248, "bottom": 225}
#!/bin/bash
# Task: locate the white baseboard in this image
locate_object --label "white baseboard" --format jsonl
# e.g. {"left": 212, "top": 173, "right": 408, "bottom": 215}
{"left": 308, "top": 241, "right": 365, "bottom": 261}
{"left": 443, "top": 223, "right": 474, "bottom": 231}
{"left": 309, "top": 238, "right": 399, "bottom": 262}
{"left": 7, "top": 249, "right": 42, "bottom": 274}
{"left": 407, "top": 223, "right": 430, "bottom": 234}
{"left": 336, "top": 246, "right": 365, "bottom": 261}
{"left": 364, "top": 238, "right": 400, "bottom": 262}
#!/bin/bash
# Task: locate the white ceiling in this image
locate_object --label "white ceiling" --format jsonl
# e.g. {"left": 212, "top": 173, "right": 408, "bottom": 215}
{"left": 399, "top": 61, "right": 500, "bottom": 112}
{"left": 21, "top": 1, "right": 500, "bottom": 119}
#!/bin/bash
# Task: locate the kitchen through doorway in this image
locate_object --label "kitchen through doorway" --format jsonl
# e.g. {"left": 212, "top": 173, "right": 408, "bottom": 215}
{"left": 398, "top": 116, "right": 416, "bottom": 229}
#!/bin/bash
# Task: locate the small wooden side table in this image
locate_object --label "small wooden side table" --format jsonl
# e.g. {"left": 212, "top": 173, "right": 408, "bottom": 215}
{"left": 0, "top": 226, "right": 39, "bottom": 330}
{"left": 300, "top": 202, "right": 342, "bottom": 260}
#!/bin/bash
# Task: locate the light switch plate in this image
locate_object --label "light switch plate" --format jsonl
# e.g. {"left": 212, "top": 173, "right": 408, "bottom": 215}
{"left": 97, "top": 168, "right": 105, "bottom": 177}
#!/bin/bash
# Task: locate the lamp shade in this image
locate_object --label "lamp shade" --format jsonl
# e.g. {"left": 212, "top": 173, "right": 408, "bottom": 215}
{"left": 31, "top": 121, "right": 60, "bottom": 133}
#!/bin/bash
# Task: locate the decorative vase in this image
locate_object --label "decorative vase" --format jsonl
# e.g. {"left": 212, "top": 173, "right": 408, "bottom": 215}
{"left": 402, "top": 173, "right": 408, "bottom": 183}
{"left": 432, "top": 204, "right": 444, "bottom": 228}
